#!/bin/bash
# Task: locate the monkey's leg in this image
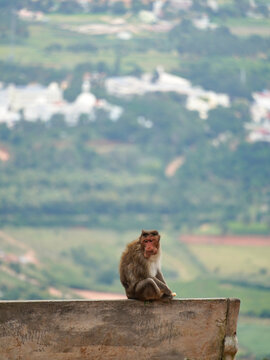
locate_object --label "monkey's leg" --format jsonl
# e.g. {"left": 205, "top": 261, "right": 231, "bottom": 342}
{"left": 152, "top": 277, "right": 172, "bottom": 296}
{"left": 135, "top": 278, "right": 162, "bottom": 301}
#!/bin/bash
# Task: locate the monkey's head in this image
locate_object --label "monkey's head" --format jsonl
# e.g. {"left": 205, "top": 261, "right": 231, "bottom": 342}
{"left": 140, "top": 230, "right": 160, "bottom": 259}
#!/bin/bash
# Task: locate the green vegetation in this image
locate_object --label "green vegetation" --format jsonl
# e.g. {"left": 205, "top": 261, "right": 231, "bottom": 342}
{"left": 216, "top": 17, "right": 270, "bottom": 36}
{"left": 0, "top": 95, "right": 269, "bottom": 231}
{"left": 0, "top": 12, "right": 177, "bottom": 72}
{"left": 188, "top": 244, "right": 270, "bottom": 286}
{"left": 238, "top": 317, "right": 270, "bottom": 359}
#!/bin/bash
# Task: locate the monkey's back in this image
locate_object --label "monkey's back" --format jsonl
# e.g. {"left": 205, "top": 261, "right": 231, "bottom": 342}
{"left": 119, "top": 239, "right": 147, "bottom": 297}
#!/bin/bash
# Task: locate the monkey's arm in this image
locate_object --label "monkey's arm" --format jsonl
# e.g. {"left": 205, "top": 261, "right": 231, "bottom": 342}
{"left": 156, "top": 270, "right": 167, "bottom": 284}
{"left": 154, "top": 271, "right": 176, "bottom": 297}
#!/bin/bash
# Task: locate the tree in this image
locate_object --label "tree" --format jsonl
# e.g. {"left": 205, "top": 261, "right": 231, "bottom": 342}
{"left": 0, "top": 1, "right": 28, "bottom": 41}
{"left": 207, "top": 103, "right": 249, "bottom": 139}
{"left": 111, "top": 1, "right": 126, "bottom": 14}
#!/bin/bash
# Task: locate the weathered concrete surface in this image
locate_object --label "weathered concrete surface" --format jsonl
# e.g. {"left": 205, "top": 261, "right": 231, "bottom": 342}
{"left": 0, "top": 298, "right": 240, "bottom": 360}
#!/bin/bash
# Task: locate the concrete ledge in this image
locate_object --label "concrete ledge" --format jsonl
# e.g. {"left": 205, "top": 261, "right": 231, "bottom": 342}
{"left": 0, "top": 298, "right": 240, "bottom": 360}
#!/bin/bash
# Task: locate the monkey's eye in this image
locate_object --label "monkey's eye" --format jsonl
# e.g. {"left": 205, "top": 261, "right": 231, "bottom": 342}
{"left": 142, "top": 233, "right": 148, "bottom": 237}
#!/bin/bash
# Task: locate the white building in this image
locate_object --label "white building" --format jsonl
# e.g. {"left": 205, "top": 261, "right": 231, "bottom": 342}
{"left": 0, "top": 107, "right": 20, "bottom": 127}
{"left": 142, "top": 67, "right": 192, "bottom": 94}
{"left": 251, "top": 90, "right": 270, "bottom": 123}
{"left": 153, "top": 1, "right": 164, "bottom": 18}
{"left": 18, "top": 8, "right": 47, "bottom": 22}
{"left": 207, "top": 0, "right": 218, "bottom": 12}
{"left": 247, "top": 90, "right": 270, "bottom": 142}
{"left": 105, "top": 67, "right": 230, "bottom": 119}
{"left": 105, "top": 76, "right": 146, "bottom": 97}
{"left": 246, "top": 122, "right": 270, "bottom": 143}
{"left": 192, "top": 14, "right": 217, "bottom": 30}
{"left": 0, "top": 76, "right": 122, "bottom": 126}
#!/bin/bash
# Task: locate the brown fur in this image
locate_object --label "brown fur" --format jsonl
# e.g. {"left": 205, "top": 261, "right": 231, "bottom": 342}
{"left": 119, "top": 230, "right": 174, "bottom": 301}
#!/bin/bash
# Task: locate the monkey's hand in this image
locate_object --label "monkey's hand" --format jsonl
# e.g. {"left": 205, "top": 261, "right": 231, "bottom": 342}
{"left": 161, "top": 291, "right": 177, "bottom": 301}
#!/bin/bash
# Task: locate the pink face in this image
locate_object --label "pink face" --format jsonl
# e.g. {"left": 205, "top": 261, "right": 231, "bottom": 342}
{"left": 140, "top": 230, "right": 160, "bottom": 259}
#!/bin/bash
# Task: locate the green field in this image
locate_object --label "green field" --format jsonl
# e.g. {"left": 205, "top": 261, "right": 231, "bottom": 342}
{"left": 0, "top": 14, "right": 179, "bottom": 71}
{"left": 214, "top": 16, "right": 270, "bottom": 36}
{"left": 188, "top": 244, "right": 270, "bottom": 286}
{"left": 238, "top": 317, "right": 270, "bottom": 359}
{"left": 0, "top": 227, "right": 270, "bottom": 358}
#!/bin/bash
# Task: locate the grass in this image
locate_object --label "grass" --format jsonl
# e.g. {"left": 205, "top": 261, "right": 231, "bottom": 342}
{"left": 230, "top": 25, "right": 270, "bottom": 37}
{"left": 5, "top": 227, "right": 134, "bottom": 256}
{"left": 238, "top": 316, "right": 270, "bottom": 359}
{"left": 187, "top": 244, "right": 270, "bottom": 285}
{"left": 123, "top": 50, "right": 178, "bottom": 72}
{"left": 224, "top": 17, "right": 270, "bottom": 28}
{"left": 161, "top": 231, "right": 206, "bottom": 281}
{"left": 213, "top": 16, "right": 270, "bottom": 36}
{"left": 3, "top": 227, "right": 194, "bottom": 283}
{"left": 0, "top": 227, "right": 129, "bottom": 294}
{"left": 0, "top": 14, "right": 179, "bottom": 71}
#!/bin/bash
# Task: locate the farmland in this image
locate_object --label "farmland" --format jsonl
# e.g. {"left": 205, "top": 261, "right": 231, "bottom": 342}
{"left": 180, "top": 234, "right": 270, "bottom": 287}
{"left": 0, "top": 13, "right": 179, "bottom": 72}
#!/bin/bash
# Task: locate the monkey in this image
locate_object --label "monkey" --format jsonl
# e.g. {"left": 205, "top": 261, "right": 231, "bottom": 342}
{"left": 119, "top": 230, "right": 176, "bottom": 301}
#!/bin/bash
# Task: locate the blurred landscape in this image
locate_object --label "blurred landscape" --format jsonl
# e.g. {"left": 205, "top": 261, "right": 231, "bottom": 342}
{"left": 0, "top": 0, "right": 270, "bottom": 359}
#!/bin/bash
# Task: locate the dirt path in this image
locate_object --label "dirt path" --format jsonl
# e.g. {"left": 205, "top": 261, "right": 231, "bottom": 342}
{"left": 165, "top": 156, "right": 185, "bottom": 177}
{"left": 0, "top": 148, "right": 9, "bottom": 162}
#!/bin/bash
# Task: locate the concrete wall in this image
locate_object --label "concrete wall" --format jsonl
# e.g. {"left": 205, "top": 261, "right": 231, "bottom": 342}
{"left": 0, "top": 298, "right": 240, "bottom": 360}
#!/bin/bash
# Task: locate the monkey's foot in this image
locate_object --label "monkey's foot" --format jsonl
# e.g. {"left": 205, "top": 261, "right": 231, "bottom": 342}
{"left": 160, "top": 293, "right": 173, "bottom": 301}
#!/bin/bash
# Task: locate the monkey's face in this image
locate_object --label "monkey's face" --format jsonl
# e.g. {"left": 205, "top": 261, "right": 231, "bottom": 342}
{"left": 140, "top": 230, "right": 160, "bottom": 259}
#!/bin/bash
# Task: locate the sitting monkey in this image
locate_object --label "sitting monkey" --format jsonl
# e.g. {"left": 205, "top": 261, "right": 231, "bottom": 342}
{"left": 119, "top": 230, "right": 176, "bottom": 301}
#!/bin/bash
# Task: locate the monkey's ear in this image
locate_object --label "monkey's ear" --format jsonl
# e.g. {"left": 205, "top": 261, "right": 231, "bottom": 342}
{"left": 141, "top": 229, "right": 145, "bottom": 234}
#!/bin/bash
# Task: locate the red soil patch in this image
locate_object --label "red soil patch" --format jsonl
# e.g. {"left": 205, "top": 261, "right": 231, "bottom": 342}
{"left": 180, "top": 235, "right": 270, "bottom": 246}
{"left": 48, "top": 287, "right": 63, "bottom": 297}
{"left": 165, "top": 156, "right": 185, "bottom": 177}
{"left": 0, "top": 148, "right": 10, "bottom": 162}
